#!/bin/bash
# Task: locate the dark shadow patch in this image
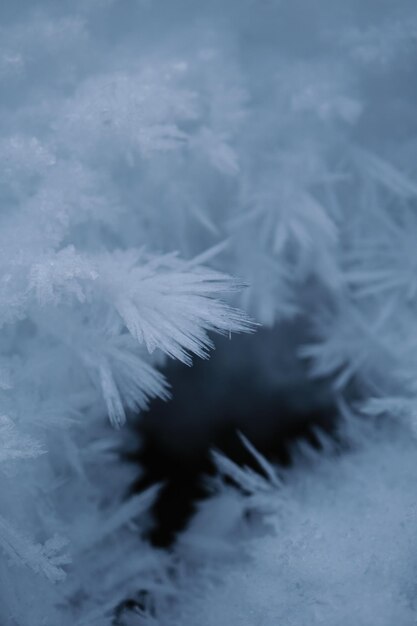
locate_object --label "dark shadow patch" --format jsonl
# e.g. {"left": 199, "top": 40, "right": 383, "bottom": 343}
{"left": 127, "top": 322, "right": 339, "bottom": 547}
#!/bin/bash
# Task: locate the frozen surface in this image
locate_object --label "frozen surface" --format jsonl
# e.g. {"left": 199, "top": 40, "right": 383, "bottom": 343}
{"left": 159, "top": 417, "right": 417, "bottom": 626}
{"left": 1, "top": 0, "right": 417, "bottom": 623}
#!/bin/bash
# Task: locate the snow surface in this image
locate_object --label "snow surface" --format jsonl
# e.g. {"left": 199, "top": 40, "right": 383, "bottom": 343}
{"left": 165, "top": 416, "right": 417, "bottom": 626}
{"left": 1, "top": 0, "right": 417, "bottom": 623}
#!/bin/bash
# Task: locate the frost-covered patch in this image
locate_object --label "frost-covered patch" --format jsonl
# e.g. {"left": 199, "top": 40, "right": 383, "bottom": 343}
{"left": 1, "top": 0, "right": 417, "bottom": 624}
{"left": 150, "top": 416, "right": 417, "bottom": 626}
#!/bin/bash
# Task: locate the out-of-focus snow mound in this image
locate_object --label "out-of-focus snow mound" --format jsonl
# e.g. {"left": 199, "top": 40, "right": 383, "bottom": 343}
{"left": 148, "top": 415, "right": 417, "bottom": 626}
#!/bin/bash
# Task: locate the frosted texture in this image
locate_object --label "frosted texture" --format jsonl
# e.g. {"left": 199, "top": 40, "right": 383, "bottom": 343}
{"left": 166, "top": 417, "right": 417, "bottom": 626}
{"left": 1, "top": 0, "right": 417, "bottom": 624}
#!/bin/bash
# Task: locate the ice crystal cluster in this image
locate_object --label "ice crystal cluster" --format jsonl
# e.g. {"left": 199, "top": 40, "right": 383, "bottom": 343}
{"left": 1, "top": 0, "right": 417, "bottom": 624}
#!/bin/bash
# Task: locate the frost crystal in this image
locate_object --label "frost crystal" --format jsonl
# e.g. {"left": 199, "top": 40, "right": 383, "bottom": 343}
{"left": 1, "top": 0, "right": 417, "bottom": 624}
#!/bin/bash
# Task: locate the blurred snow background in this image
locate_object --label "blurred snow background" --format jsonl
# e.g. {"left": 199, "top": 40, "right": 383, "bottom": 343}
{"left": 1, "top": 0, "right": 417, "bottom": 624}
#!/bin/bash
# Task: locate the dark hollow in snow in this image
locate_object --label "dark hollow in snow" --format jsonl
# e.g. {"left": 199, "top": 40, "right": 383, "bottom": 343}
{"left": 129, "top": 322, "right": 338, "bottom": 548}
